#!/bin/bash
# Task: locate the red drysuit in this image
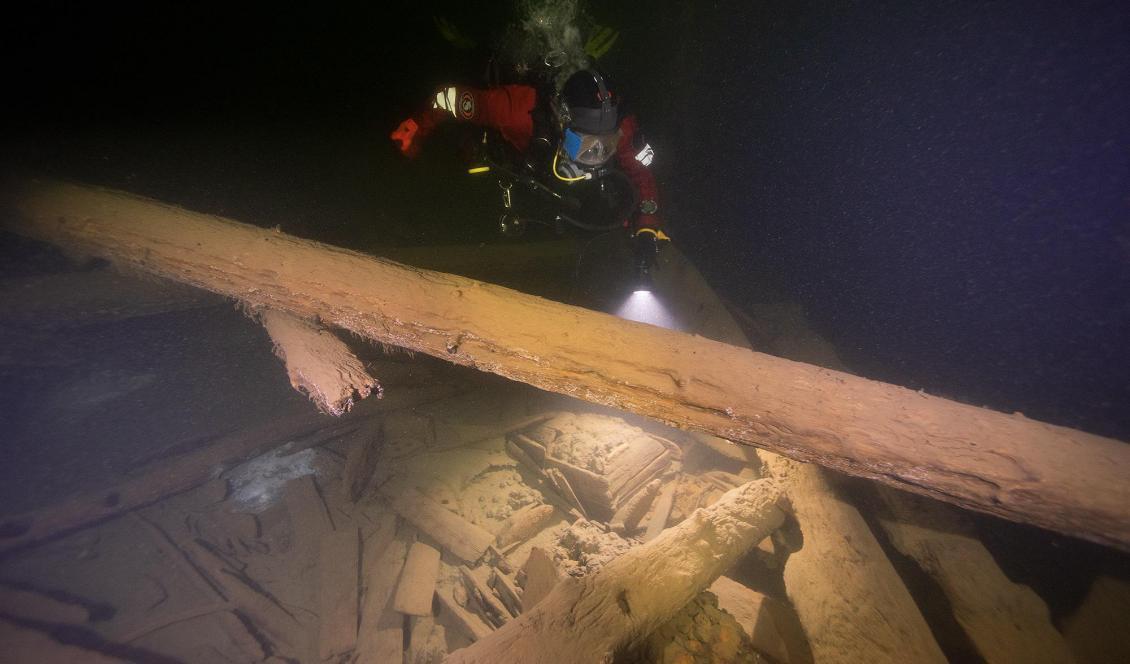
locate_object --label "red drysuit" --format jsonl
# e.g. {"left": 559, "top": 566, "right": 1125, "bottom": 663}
{"left": 391, "top": 84, "right": 662, "bottom": 231}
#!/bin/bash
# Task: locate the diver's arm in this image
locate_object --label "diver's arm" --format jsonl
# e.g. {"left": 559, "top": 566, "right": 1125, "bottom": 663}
{"left": 391, "top": 84, "right": 538, "bottom": 157}
{"left": 616, "top": 114, "right": 662, "bottom": 231}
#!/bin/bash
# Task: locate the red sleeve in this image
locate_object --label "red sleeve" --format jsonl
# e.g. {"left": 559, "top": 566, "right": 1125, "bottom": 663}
{"left": 413, "top": 84, "right": 537, "bottom": 152}
{"left": 616, "top": 114, "right": 662, "bottom": 231}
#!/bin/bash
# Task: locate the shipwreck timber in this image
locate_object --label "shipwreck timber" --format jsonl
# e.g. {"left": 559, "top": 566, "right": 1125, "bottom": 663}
{"left": 4, "top": 177, "right": 1130, "bottom": 552}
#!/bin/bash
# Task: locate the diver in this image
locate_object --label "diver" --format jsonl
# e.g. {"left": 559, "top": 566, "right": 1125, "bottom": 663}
{"left": 389, "top": 67, "right": 671, "bottom": 286}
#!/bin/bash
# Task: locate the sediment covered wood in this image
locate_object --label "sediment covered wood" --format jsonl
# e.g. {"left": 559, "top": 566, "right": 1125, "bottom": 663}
{"left": 357, "top": 538, "right": 409, "bottom": 663}
{"left": 381, "top": 486, "right": 494, "bottom": 564}
{"left": 7, "top": 179, "right": 1130, "bottom": 550}
{"left": 316, "top": 527, "right": 360, "bottom": 661}
{"left": 876, "top": 486, "right": 1077, "bottom": 664}
{"left": 258, "top": 308, "right": 379, "bottom": 416}
{"left": 0, "top": 410, "right": 356, "bottom": 556}
{"left": 445, "top": 479, "right": 785, "bottom": 664}
{"left": 394, "top": 542, "right": 442, "bottom": 617}
{"left": 772, "top": 459, "right": 947, "bottom": 663}
{"left": 654, "top": 247, "right": 946, "bottom": 663}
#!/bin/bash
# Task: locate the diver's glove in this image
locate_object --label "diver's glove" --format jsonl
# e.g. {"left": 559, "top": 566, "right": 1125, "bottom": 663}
{"left": 390, "top": 118, "right": 421, "bottom": 158}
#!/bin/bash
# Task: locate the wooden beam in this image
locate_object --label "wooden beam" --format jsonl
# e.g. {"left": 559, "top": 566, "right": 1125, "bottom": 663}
{"left": 5, "top": 178, "right": 1129, "bottom": 551}
{"left": 446, "top": 479, "right": 785, "bottom": 664}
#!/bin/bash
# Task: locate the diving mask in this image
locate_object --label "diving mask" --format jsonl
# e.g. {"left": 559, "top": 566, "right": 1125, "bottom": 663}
{"left": 563, "top": 127, "right": 621, "bottom": 167}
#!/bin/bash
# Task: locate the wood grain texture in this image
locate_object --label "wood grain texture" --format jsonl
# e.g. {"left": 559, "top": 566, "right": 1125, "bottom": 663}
{"left": 6, "top": 178, "right": 1129, "bottom": 550}
{"left": 446, "top": 479, "right": 785, "bottom": 664}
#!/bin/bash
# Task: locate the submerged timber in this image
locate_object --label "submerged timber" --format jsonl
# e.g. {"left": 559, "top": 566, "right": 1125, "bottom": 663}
{"left": 4, "top": 177, "right": 1129, "bottom": 551}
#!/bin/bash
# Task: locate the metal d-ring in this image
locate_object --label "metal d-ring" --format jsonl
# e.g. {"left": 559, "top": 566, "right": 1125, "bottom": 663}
{"left": 499, "top": 180, "right": 513, "bottom": 209}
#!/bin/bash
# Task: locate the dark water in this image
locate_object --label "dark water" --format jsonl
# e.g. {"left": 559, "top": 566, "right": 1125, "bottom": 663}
{"left": 5, "top": 0, "right": 1127, "bottom": 439}
{"left": 1, "top": 1, "right": 1128, "bottom": 658}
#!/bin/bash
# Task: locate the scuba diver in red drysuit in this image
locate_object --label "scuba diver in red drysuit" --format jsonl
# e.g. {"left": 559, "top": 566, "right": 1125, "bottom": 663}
{"left": 390, "top": 68, "right": 670, "bottom": 283}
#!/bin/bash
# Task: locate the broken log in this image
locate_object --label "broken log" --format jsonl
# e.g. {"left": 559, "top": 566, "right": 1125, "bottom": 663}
{"left": 446, "top": 479, "right": 785, "bottom": 664}
{"left": 258, "top": 308, "right": 379, "bottom": 416}
{"left": 7, "top": 179, "right": 1129, "bottom": 550}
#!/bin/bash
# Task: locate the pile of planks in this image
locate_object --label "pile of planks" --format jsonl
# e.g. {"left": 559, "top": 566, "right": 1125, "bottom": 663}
{"left": 505, "top": 413, "right": 681, "bottom": 523}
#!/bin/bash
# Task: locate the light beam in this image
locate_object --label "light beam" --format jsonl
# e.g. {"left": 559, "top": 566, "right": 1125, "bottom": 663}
{"left": 615, "top": 290, "right": 679, "bottom": 330}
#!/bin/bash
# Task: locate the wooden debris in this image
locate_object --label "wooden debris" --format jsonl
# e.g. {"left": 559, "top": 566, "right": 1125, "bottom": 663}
{"left": 436, "top": 583, "right": 493, "bottom": 643}
{"left": 489, "top": 569, "right": 522, "bottom": 618}
{"left": 446, "top": 479, "right": 785, "bottom": 664}
{"left": 115, "top": 603, "right": 231, "bottom": 646}
{"left": 459, "top": 566, "right": 509, "bottom": 628}
{"left": 544, "top": 468, "right": 587, "bottom": 520}
{"left": 519, "top": 547, "right": 560, "bottom": 614}
{"left": 215, "top": 609, "right": 270, "bottom": 662}
{"left": 259, "top": 307, "right": 378, "bottom": 416}
{"left": 506, "top": 434, "right": 545, "bottom": 468}
{"left": 609, "top": 479, "right": 660, "bottom": 535}
{"left": 772, "top": 459, "right": 947, "bottom": 664}
{"left": 709, "top": 576, "right": 812, "bottom": 664}
{"left": 485, "top": 545, "right": 514, "bottom": 574}
{"left": 504, "top": 439, "right": 541, "bottom": 475}
{"left": 0, "top": 584, "right": 91, "bottom": 625}
{"left": 0, "top": 410, "right": 362, "bottom": 557}
{"left": 135, "top": 511, "right": 303, "bottom": 657}
{"left": 494, "top": 504, "right": 556, "bottom": 549}
{"left": 356, "top": 538, "right": 409, "bottom": 663}
{"left": 876, "top": 486, "right": 1077, "bottom": 664}
{"left": 643, "top": 477, "right": 679, "bottom": 543}
{"left": 431, "top": 413, "right": 558, "bottom": 452}
{"left": 316, "top": 526, "right": 360, "bottom": 661}
{"left": 282, "top": 476, "right": 332, "bottom": 551}
{"left": 657, "top": 247, "right": 947, "bottom": 664}
{"left": 340, "top": 418, "right": 384, "bottom": 503}
{"left": 394, "top": 542, "right": 442, "bottom": 617}
{"left": 381, "top": 486, "right": 494, "bottom": 564}
{"left": 408, "top": 615, "right": 448, "bottom": 664}
{"left": 1064, "top": 575, "right": 1130, "bottom": 664}
{"left": 9, "top": 178, "right": 1128, "bottom": 549}
{"left": 507, "top": 415, "right": 674, "bottom": 522}
{"left": 189, "top": 541, "right": 303, "bottom": 654}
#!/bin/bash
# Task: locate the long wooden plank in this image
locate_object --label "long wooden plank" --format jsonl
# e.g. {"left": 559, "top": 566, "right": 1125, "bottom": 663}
{"left": 381, "top": 486, "right": 494, "bottom": 564}
{"left": 6, "top": 179, "right": 1129, "bottom": 550}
